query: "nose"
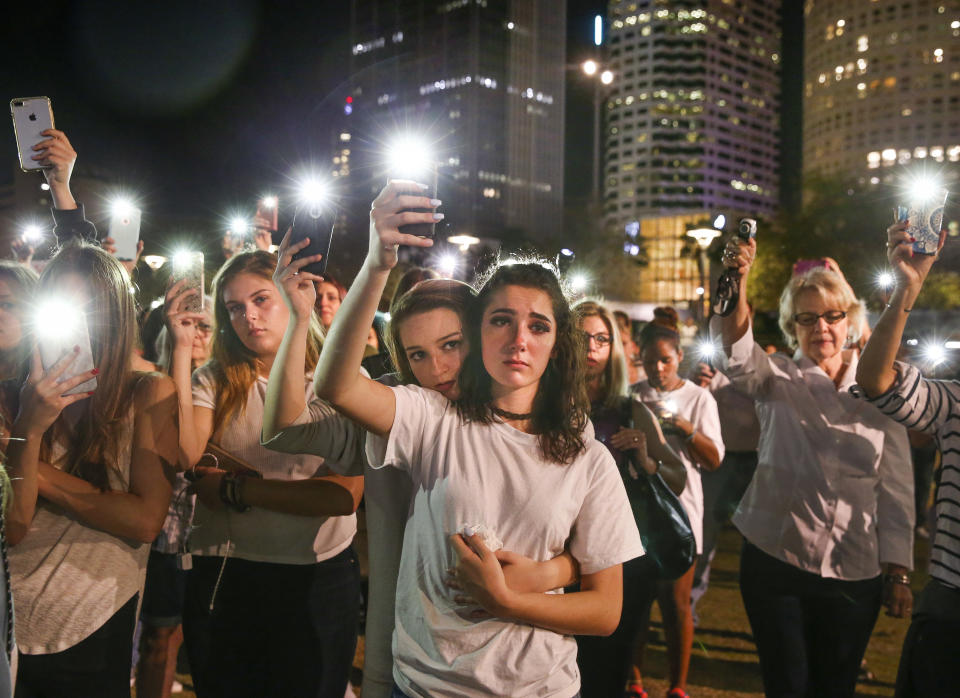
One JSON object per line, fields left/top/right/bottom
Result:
{"left": 509, "top": 324, "right": 528, "bottom": 351}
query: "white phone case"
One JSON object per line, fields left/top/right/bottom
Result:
{"left": 38, "top": 313, "right": 97, "bottom": 397}
{"left": 108, "top": 207, "right": 142, "bottom": 261}
{"left": 11, "top": 97, "right": 54, "bottom": 172}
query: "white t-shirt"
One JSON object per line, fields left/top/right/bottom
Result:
{"left": 631, "top": 380, "right": 725, "bottom": 554}
{"left": 191, "top": 366, "right": 358, "bottom": 564}
{"left": 366, "top": 385, "right": 644, "bottom": 698}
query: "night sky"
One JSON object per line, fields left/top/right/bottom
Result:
{"left": 1, "top": 1, "right": 798, "bottom": 257}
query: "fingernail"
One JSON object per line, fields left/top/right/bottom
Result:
{"left": 91, "top": 368, "right": 99, "bottom": 376}
{"left": 87, "top": 391, "right": 95, "bottom": 396}
{"left": 433, "top": 213, "right": 445, "bottom": 221}
{"left": 429, "top": 199, "right": 442, "bottom": 207}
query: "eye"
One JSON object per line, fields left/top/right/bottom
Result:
{"left": 530, "top": 322, "right": 551, "bottom": 334}
{"left": 407, "top": 350, "right": 426, "bottom": 362}
{"left": 442, "top": 339, "right": 461, "bottom": 351}
{"left": 489, "top": 315, "right": 510, "bottom": 327}
{"left": 255, "top": 295, "right": 269, "bottom": 304}
{"left": 227, "top": 305, "right": 243, "bottom": 318}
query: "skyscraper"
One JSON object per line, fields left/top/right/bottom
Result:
{"left": 604, "top": 0, "right": 781, "bottom": 304}
{"left": 803, "top": 1, "right": 960, "bottom": 182}
{"left": 345, "top": 0, "right": 567, "bottom": 244}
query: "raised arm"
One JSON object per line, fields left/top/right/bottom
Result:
{"left": 717, "top": 234, "right": 756, "bottom": 352}
{"left": 37, "top": 374, "right": 177, "bottom": 543}
{"left": 314, "top": 181, "right": 439, "bottom": 436}
{"left": 32, "top": 128, "right": 98, "bottom": 242}
{"left": 263, "top": 229, "right": 323, "bottom": 442}
{"left": 856, "top": 221, "right": 946, "bottom": 397}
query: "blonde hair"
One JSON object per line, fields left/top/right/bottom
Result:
{"left": 574, "top": 299, "right": 629, "bottom": 409}
{"left": 778, "top": 267, "right": 865, "bottom": 350}
{"left": 207, "top": 251, "right": 323, "bottom": 436}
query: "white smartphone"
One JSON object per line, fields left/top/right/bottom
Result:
{"left": 108, "top": 206, "right": 142, "bottom": 261}
{"left": 36, "top": 304, "right": 97, "bottom": 397}
{"left": 168, "top": 252, "right": 204, "bottom": 314}
{"left": 11, "top": 97, "right": 54, "bottom": 172}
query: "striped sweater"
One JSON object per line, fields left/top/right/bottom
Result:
{"left": 855, "top": 361, "right": 960, "bottom": 589}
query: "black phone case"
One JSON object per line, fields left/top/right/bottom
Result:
{"left": 290, "top": 205, "right": 337, "bottom": 276}
{"left": 397, "top": 163, "right": 439, "bottom": 238}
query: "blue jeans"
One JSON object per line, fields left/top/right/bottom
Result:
{"left": 740, "top": 541, "right": 881, "bottom": 698}
{"left": 184, "top": 548, "right": 361, "bottom": 698}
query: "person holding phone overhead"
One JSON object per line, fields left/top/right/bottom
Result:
{"left": 172, "top": 249, "right": 365, "bottom": 698}
{"left": 710, "top": 231, "right": 914, "bottom": 698}
{"left": 315, "top": 180, "right": 643, "bottom": 697}
{"left": 4, "top": 242, "right": 178, "bottom": 698}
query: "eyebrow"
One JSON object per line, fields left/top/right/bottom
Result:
{"left": 489, "top": 307, "right": 553, "bottom": 324}
{"left": 405, "top": 330, "right": 461, "bottom": 353}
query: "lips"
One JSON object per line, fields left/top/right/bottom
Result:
{"left": 504, "top": 359, "right": 528, "bottom": 368}
{"left": 434, "top": 380, "right": 456, "bottom": 393}
{"left": 247, "top": 328, "right": 266, "bottom": 337}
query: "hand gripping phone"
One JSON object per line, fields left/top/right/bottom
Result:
{"left": 395, "top": 162, "right": 440, "bottom": 238}
{"left": 11, "top": 97, "right": 54, "bottom": 172}
{"left": 714, "top": 218, "right": 757, "bottom": 318}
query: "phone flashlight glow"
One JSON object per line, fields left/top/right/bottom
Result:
{"left": 906, "top": 175, "right": 943, "bottom": 204}
{"left": 34, "top": 298, "right": 81, "bottom": 341}
{"left": 171, "top": 249, "right": 202, "bottom": 271}
{"left": 110, "top": 197, "right": 137, "bottom": 219}
{"left": 385, "top": 134, "right": 434, "bottom": 179}
{"left": 22, "top": 224, "right": 43, "bottom": 244}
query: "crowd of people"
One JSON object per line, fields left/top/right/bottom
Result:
{"left": 0, "top": 125, "right": 953, "bottom": 698}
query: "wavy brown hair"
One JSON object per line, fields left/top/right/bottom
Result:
{"left": 37, "top": 243, "right": 138, "bottom": 491}
{"left": 384, "top": 279, "right": 476, "bottom": 385}
{"left": 207, "top": 250, "right": 323, "bottom": 436}
{"left": 0, "top": 261, "right": 38, "bottom": 380}
{"left": 455, "top": 261, "right": 589, "bottom": 464}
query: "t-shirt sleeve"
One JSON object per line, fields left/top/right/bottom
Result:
{"left": 261, "top": 399, "right": 365, "bottom": 477}
{"left": 568, "top": 443, "right": 645, "bottom": 575}
{"left": 364, "top": 384, "right": 443, "bottom": 472}
{"left": 191, "top": 365, "right": 218, "bottom": 411}
{"left": 690, "top": 388, "right": 725, "bottom": 464}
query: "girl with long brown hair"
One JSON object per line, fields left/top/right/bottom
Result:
{"left": 171, "top": 249, "right": 364, "bottom": 698}
{"left": 6, "top": 242, "right": 178, "bottom": 697}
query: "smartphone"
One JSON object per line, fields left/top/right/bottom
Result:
{"left": 254, "top": 198, "right": 279, "bottom": 235}
{"left": 289, "top": 203, "right": 336, "bottom": 276}
{"left": 11, "top": 97, "right": 54, "bottom": 172}
{"left": 168, "top": 252, "right": 204, "bottom": 314}
{"left": 900, "top": 189, "right": 948, "bottom": 255}
{"left": 37, "top": 310, "right": 97, "bottom": 397}
{"left": 108, "top": 206, "right": 142, "bottom": 261}
{"left": 395, "top": 162, "right": 439, "bottom": 238}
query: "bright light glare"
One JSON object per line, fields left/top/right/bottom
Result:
{"left": 171, "top": 249, "right": 200, "bottom": 270}
{"left": 150, "top": 298, "right": 164, "bottom": 310}
{"left": 34, "top": 299, "right": 80, "bottom": 340}
{"left": 143, "top": 255, "right": 167, "bottom": 271}
{"left": 945, "top": 341, "right": 960, "bottom": 350}
{"left": 921, "top": 341, "right": 947, "bottom": 367}
{"left": 385, "top": 135, "right": 434, "bottom": 178}
{"left": 260, "top": 195, "right": 278, "bottom": 210}
{"left": 876, "top": 271, "right": 895, "bottom": 289}
{"left": 22, "top": 224, "right": 43, "bottom": 243}
{"left": 582, "top": 60, "right": 598, "bottom": 76}
{"left": 560, "top": 248, "right": 575, "bottom": 257}
{"left": 663, "top": 399, "right": 679, "bottom": 415}
{"left": 40, "top": 182, "right": 50, "bottom": 191}
{"left": 695, "top": 339, "right": 720, "bottom": 362}
{"left": 907, "top": 175, "right": 943, "bottom": 204}
{"left": 695, "top": 286, "right": 705, "bottom": 296}
{"left": 437, "top": 254, "right": 458, "bottom": 277}
{"left": 570, "top": 273, "right": 589, "bottom": 293}
{"left": 111, "top": 197, "right": 136, "bottom": 218}
{"left": 713, "top": 214, "right": 726, "bottom": 229}
{"left": 298, "top": 177, "right": 329, "bottom": 207}
{"left": 600, "top": 70, "right": 614, "bottom": 85}
{"left": 594, "top": 15, "right": 603, "bottom": 46}
{"left": 229, "top": 217, "right": 250, "bottom": 236}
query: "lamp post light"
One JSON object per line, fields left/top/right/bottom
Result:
{"left": 580, "top": 60, "right": 614, "bottom": 207}
{"left": 687, "top": 227, "right": 721, "bottom": 322}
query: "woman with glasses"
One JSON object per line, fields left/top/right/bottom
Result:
{"left": 712, "top": 235, "right": 914, "bottom": 698}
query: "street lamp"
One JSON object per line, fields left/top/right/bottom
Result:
{"left": 579, "top": 60, "right": 614, "bottom": 207}
{"left": 687, "top": 227, "right": 721, "bottom": 322}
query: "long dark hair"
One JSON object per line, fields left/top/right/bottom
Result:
{"left": 455, "top": 261, "right": 589, "bottom": 464}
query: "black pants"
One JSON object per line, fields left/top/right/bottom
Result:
{"left": 740, "top": 541, "right": 882, "bottom": 698}
{"left": 576, "top": 555, "right": 659, "bottom": 697}
{"left": 16, "top": 593, "right": 139, "bottom": 698}
{"left": 182, "top": 548, "right": 361, "bottom": 698}
{"left": 894, "top": 580, "right": 960, "bottom": 697}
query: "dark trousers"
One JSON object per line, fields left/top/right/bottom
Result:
{"left": 182, "top": 548, "right": 361, "bottom": 698}
{"left": 16, "top": 593, "right": 139, "bottom": 698}
{"left": 894, "top": 580, "right": 960, "bottom": 697}
{"left": 576, "top": 555, "right": 659, "bottom": 697}
{"left": 740, "top": 541, "right": 882, "bottom": 698}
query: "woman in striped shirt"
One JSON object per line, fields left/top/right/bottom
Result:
{"left": 854, "top": 218, "right": 957, "bottom": 697}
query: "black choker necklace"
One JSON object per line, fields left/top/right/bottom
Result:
{"left": 492, "top": 406, "right": 533, "bottom": 421}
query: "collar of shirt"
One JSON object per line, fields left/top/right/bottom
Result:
{"left": 792, "top": 348, "right": 859, "bottom": 392}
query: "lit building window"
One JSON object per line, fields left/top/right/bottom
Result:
{"left": 857, "top": 35, "right": 869, "bottom": 52}
{"left": 930, "top": 146, "right": 944, "bottom": 161}
{"left": 340, "top": 133, "right": 351, "bottom": 142}
{"left": 867, "top": 151, "right": 881, "bottom": 167}
{"left": 934, "top": 48, "right": 944, "bottom": 63}
{"left": 914, "top": 147, "right": 927, "bottom": 159}
{"left": 948, "top": 146, "right": 960, "bottom": 162}
{"left": 881, "top": 148, "right": 897, "bottom": 162}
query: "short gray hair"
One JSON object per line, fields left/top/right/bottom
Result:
{"left": 778, "top": 268, "right": 865, "bottom": 350}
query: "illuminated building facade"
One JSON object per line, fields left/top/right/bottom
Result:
{"left": 346, "top": 0, "right": 566, "bottom": 242}
{"left": 803, "top": 1, "right": 960, "bottom": 182}
{"left": 604, "top": 0, "right": 781, "bottom": 304}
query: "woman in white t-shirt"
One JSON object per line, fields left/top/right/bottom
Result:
{"left": 315, "top": 181, "right": 644, "bottom": 697}
{"left": 171, "top": 249, "right": 364, "bottom": 698}
{"left": 5, "top": 243, "right": 178, "bottom": 697}
{"left": 631, "top": 306, "right": 723, "bottom": 698}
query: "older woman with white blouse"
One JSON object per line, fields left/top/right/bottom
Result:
{"left": 711, "top": 235, "right": 914, "bottom": 698}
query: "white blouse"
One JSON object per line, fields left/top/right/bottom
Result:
{"left": 710, "top": 319, "right": 914, "bottom": 580}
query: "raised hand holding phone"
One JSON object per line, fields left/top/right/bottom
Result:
{"left": 886, "top": 217, "right": 946, "bottom": 295}
{"left": 18, "top": 348, "right": 98, "bottom": 437}
{"left": 274, "top": 228, "right": 322, "bottom": 324}
{"left": 368, "top": 180, "right": 442, "bottom": 271}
